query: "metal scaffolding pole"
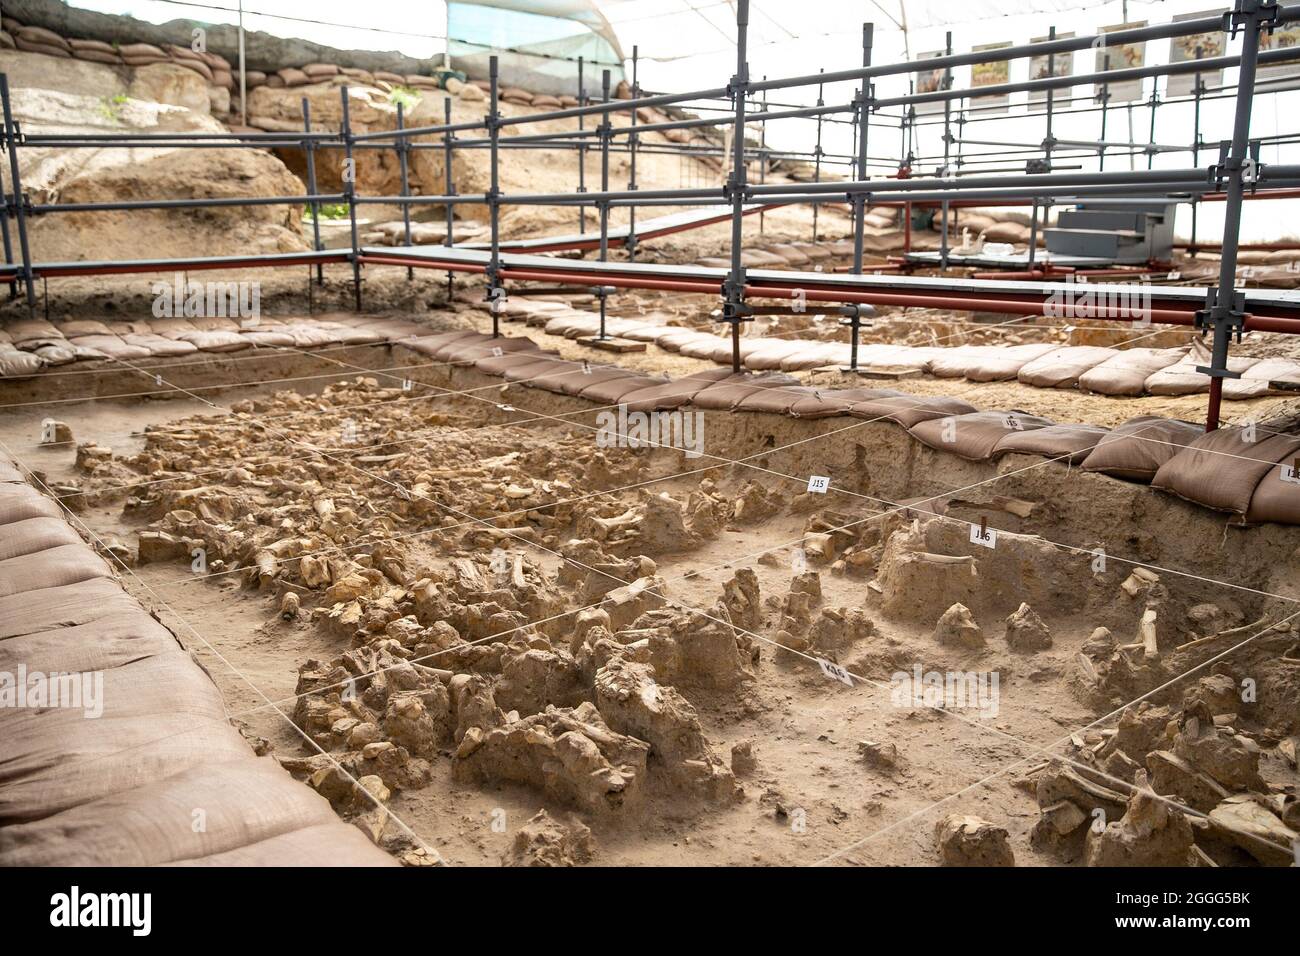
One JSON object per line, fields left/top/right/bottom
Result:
{"left": 487, "top": 55, "right": 503, "bottom": 338}
{"left": 444, "top": 97, "right": 456, "bottom": 305}
{"left": 302, "top": 97, "right": 324, "bottom": 287}
{"left": 812, "top": 72, "right": 825, "bottom": 244}
{"left": 598, "top": 69, "right": 612, "bottom": 340}
{"left": 852, "top": 24, "right": 874, "bottom": 277}
{"left": 577, "top": 56, "right": 587, "bottom": 235}
{"left": 340, "top": 86, "right": 362, "bottom": 310}
{"left": 939, "top": 31, "right": 953, "bottom": 271}
{"left": 627, "top": 45, "right": 639, "bottom": 261}
{"left": 723, "top": 0, "right": 752, "bottom": 373}
{"left": 0, "top": 74, "right": 35, "bottom": 314}
{"left": 1199, "top": 0, "right": 1275, "bottom": 431}
{"left": 396, "top": 101, "right": 414, "bottom": 281}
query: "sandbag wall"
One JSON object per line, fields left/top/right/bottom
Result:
{"left": 521, "top": 301, "right": 1300, "bottom": 401}
{"left": 400, "top": 329, "right": 1300, "bottom": 527}
{"left": 0, "top": 458, "right": 395, "bottom": 865}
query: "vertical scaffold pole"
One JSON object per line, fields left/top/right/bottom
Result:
{"left": 444, "top": 97, "right": 456, "bottom": 305}
{"left": 487, "top": 55, "right": 502, "bottom": 338}
{"left": 811, "top": 71, "right": 824, "bottom": 244}
{"left": 723, "top": 0, "right": 751, "bottom": 374}
{"left": 939, "top": 31, "right": 953, "bottom": 271}
{"left": 1200, "top": 0, "right": 1275, "bottom": 431}
{"left": 1099, "top": 54, "right": 1111, "bottom": 171}
{"left": 339, "top": 85, "right": 362, "bottom": 311}
{"left": 396, "top": 101, "right": 413, "bottom": 280}
{"left": 302, "top": 98, "right": 324, "bottom": 286}
{"left": 1190, "top": 75, "right": 1205, "bottom": 253}
{"left": 852, "top": 23, "right": 874, "bottom": 277}
{"left": 0, "top": 74, "right": 36, "bottom": 314}
{"left": 628, "top": 45, "right": 639, "bottom": 260}
{"left": 577, "top": 56, "right": 587, "bottom": 235}
{"left": 598, "top": 69, "right": 612, "bottom": 340}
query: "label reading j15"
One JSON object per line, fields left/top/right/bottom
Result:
{"left": 807, "top": 475, "right": 830, "bottom": 494}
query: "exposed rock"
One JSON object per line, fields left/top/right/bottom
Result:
{"left": 128, "top": 62, "right": 210, "bottom": 113}
{"left": 1208, "top": 794, "right": 1297, "bottom": 866}
{"left": 934, "top": 602, "right": 983, "bottom": 649}
{"left": 935, "top": 814, "right": 1014, "bottom": 866}
{"left": 593, "top": 656, "right": 740, "bottom": 803}
{"left": 1005, "top": 602, "right": 1052, "bottom": 652}
{"left": 1085, "top": 772, "right": 1195, "bottom": 866}
{"left": 452, "top": 703, "right": 650, "bottom": 815}
{"left": 730, "top": 741, "right": 757, "bottom": 777}
{"left": 502, "top": 809, "right": 594, "bottom": 867}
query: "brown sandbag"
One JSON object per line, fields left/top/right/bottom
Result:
{"left": 0, "top": 757, "right": 347, "bottom": 866}
{"left": 910, "top": 410, "right": 1055, "bottom": 461}
{"left": 1145, "top": 339, "right": 1260, "bottom": 396}
{"left": 965, "top": 343, "right": 1058, "bottom": 382}
{"left": 1152, "top": 425, "right": 1300, "bottom": 514}
{"left": 277, "top": 67, "right": 310, "bottom": 87}
{"left": 0, "top": 516, "right": 82, "bottom": 562}
{"left": 788, "top": 387, "right": 905, "bottom": 419}
{"left": 618, "top": 368, "right": 735, "bottom": 412}
{"left": 0, "top": 346, "right": 42, "bottom": 377}
{"left": 122, "top": 332, "right": 198, "bottom": 356}
{"left": 732, "top": 384, "right": 819, "bottom": 413}
{"left": 57, "top": 319, "right": 114, "bottom": 337}
{"left": 119, "top": 42, "right": 166, "bottom": 58}
{"left": 689, "top": 372, "right": 801, "bottom": 410}
{"left": 578, "top": 373, "right": 668, "bottom": 405}
{"left": 174, "top": 330, "right": 252, "bottom": 352}
{"left": 6, "top": 318, "right": 65, "bottom": 346}
{"left": 526, "top": 363, "right": 621, "bottom": 396}
{"left": 848, "top": 394, "right": 977, "bottom": 429}
{"left": 441, "top": 335, "right": 539, "bottom": 365}
{"left": 68, "top": 334, "right": 152, "bottom": 360}
{"left": 0, "top": 542, "right": 111, "bottom": 598}
{"left": 501, "top": 355, "right": 576, "bottom": 383}
{"left": 168, "top": 820, "right": 396, "bottom": 866}
{"left": 993, "top": 423, "right": 1109, "bottom": 464}
{"left": 1245, "top": 444, "right": 1300, "bottom": 525}
{"left": 1080, "top": 415, "right": 1204, "bottom": 482}
{"left": 0, "top": 483, "right": 63, "bottom": 527}
{"left": 17, "top": 25, "right": 70, "bottom": 50}
{"left": 1078, "top": 347, "right": 1186, "bottom": 396}
{"left": 0, "top": 610, "right": 178, "bottom": 677}
{"left": 74, "top": 49, "right": 123, "bottom": 65}
{"left": 1016, "top": 346, "right": 1117, "bottom": 388}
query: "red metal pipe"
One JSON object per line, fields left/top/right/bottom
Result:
{"left": 501, "top": 268, "right": 721, "bottom": 295}
{"left": 1207, "top": 376, "right": 1223, "bottom": 432}
{"left": 30, "top": 252, "right": 348, "bottom": 279}
{"left": 357, "top": 253, "right": 1300, "bottom": 331}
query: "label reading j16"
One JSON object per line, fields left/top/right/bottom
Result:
{"left": 969, "top": 524, "right": 997, "bottom": 549}
{"left": 1281, "top": 463, "right": 1300, "bottom": 485}
{"left": 817, "top": 658, "right": 854, "bottom": 686}
{"left": 807, "top": 475, "right": 830, "bottom": 494}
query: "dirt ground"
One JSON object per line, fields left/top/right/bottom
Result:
{"left": 3, "top": 310, "right": 1296, "bottom": 867}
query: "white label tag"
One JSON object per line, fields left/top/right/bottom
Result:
{"left": 817, "top": 658, "right": 855, "bottom": 686}
{"left": 1281, "top": 463, "right": 1300, "bottom": 485}
{"left": 1166, "top": 270, "right": 1181, "bottom": 281}
{"left": 969, "top": 524, "right": 997, "bottom": 549}
{"left": 807, "top": 475, "right": 830, "bottom": 494}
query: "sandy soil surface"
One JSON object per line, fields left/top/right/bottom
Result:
{"left": 3, "top": 333, "right": 1295, "bottom": 868}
